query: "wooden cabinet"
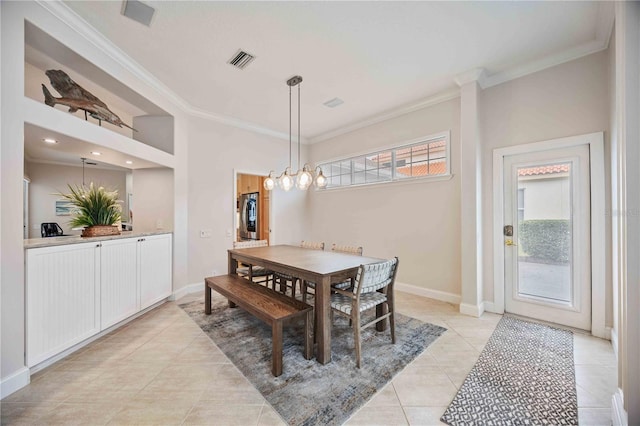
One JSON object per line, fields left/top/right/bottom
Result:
{"left": 26, "top": 242, "right": 101, "bottom": 367}
{"left": 139, "top": 234, "right": 172, "bottom": 310}
{"left": 25, "top": 233, "right": 172, "bottom": 367}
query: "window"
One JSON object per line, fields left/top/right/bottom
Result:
{"left": 318, "top": 132, "right": 450, "bottom": 189}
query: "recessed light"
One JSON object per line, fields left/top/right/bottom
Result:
{"left": 323, "top": 98, "right": 344, "bottom": 108}
{"left": 91, "top": 151, "right": 101, "bottom": 156}
{"left": 125, "top": 160, "right": 133, "bottom": 165}
{"left": 43, "top": 138, "right": 58, "bottom": 144}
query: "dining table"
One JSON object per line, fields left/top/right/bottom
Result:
{"left": 228, "top": 244, "right": 384, "bottom": 364}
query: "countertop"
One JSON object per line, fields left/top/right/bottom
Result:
{"left": 24, "top": 230, "right": 172, "bottom": 249}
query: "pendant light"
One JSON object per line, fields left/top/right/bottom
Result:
{"left": 263, "top": 75, "right": 328, "bottom": 192}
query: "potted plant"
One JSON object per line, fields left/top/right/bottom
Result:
{"left": 59, "top": 183, "right": 122, "bottom": 237}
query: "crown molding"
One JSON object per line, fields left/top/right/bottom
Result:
{"left": 35, "top": 0, "right": 292, "bottom": 144}
{"left": 454, "top": 68, "right": 487, "bottom": 88}
{"left": 308, "top": 87, "right": 461, "bottom": 144}
{"left": 596, "top": 1, "right": 615, "bottom": 49}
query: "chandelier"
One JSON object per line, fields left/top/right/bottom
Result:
{"left": 263, "top": 75, "right": 328, "bottom": 191}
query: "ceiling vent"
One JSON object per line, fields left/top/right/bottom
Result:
{"left": 227, "top": 50, "right": 256, "bottom": 70}
{"left": 323, "top": 97, "right": 344, "bottom": 108}
{"left": 121, "top": 0, "right": 155, "bottom": 27}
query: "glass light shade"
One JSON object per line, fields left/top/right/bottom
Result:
{"left": 315, "top": 169, "right": 328, "bottom": 188}
{"left": 263, "top": 175, "right": 275, "bottom": 191}
{"left": 296, "top": 169, "right": 313, "bottom": 190}
{"left": 280, "top": 171, "right": 294, "bottom": 192}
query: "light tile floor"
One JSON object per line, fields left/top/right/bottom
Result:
{"left": 1, "top": 291, "right": 617, "bottom": 425}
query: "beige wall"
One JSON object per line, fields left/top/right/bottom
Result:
{"left": 308, "top": 98, "right": 461, "bottom": 296}
{"left": 131, "top": 168, "right": 174, "bottom": 233}
{"left": 480, "top": 50, "right": 611, "bottom": 325}
{"left": 26, "top": 161, "right": 127, "bottom": 238}
{"left": 186, "top": 116, "right": 308, "bottom": 285}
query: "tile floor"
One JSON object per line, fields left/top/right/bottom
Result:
{"left": 1, "top": 291, "right": 617, "bottom": 425}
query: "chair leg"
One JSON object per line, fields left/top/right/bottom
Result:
{"left": 388, "top": 294, "right": 396, "bottom": 344}
{"left": 353, "top": 310, "right": 362, "bottom": 368}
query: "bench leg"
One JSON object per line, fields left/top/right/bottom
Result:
{"left": 304, "top": 310, "right": 313, "bottom": 360}
{"left": 205, "top": 281, "right": 212, "bottom": 315}
{"left": 272, "top": 321, "right": 283, "bottom": 377}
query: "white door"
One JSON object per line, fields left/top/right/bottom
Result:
{"left": 503, "top": 144, "right": 591, "bottom": 330}
{"left": 139, "top": 234, "right": 172, "bottom": 310}
{"left": 101, "top": 238, "right": 139, "bottom": 329}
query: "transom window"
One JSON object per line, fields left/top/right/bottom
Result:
{"left": 318, "top": 132, "right": 450, "bottom": 189}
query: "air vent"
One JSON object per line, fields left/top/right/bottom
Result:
{"left": 227, "top": 50, "right": 256, "bottom": 70}
{"left": 121, "top": 0, "right": 155, "bottom": 27}
{"left": 323, "top": 97, "right": 344, "bottom": 108}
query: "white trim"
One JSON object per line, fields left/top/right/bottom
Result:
{"left": 596, "top": 2, "right": 615, "bottom": 50}
{"left": 169, "top": 282, "right": 203, "bottom": 302}
{"left": 482, "top": 40, "right": 609, "bottom": 89}
{"left": 483, "top": 301, "right": 498, "bottom": 314}
{"left": 309, "top": 89, "right": 460, "bottom": 144}
{"left": 492, "top": 132, "right": 606, "bottom": 335}
{"left": 611, "top": 327, "right": 618, "bottom": 358}
{"left": 460, "top": 302, "right": 485, "bottom": 318}
{"left": 454, "top": 68, "right": 487, "bottom": 88}
{"left": 0, "top": 367, "right": 30, "bottom": 399}
{"left": 612, "top": 389, "right": 628, "bottom": 426}
{"left": 395, "top": 282, "right": 461, "bottom": 305}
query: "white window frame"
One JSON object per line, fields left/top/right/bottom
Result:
{"left": 317, "top": 131, "right": 451, "bottom": 190}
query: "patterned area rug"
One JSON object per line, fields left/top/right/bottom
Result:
{"left": 441, "top": 316, "right": 577, "bottom": 426}
{"left": 180, "top": 298, "right": 446, "bottom": 426}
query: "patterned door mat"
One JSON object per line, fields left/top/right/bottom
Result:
{"left": 180, "top": 298, "right": 446, "bottom": 426}
{"left": 441, "top": 316, "right": 577, "bottom": 425}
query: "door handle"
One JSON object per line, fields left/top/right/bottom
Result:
{"left": 505, "top": 239, "right": 517, "bottom": 246}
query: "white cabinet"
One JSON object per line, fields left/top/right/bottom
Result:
{"left": 139, "top": 234, "right": 172, "bottom": 310}
{"left": 26, "top": 242, "right": 101, "bottom": 367}
{"left": 100, "top": 238, "right": 139, "bottom": 329}
{"left": 25, "top": 233, "right": 172, "bottom": 368}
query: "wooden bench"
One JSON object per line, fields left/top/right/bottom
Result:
{"left": 204, "top": 274, "right": 313, "bottom": 376}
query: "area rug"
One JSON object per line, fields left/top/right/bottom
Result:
{"left": 441, "top": 316, "right": 577, "bottom": 426}
{"left": 180, "top": 298, "right": 446, "bottom": 426}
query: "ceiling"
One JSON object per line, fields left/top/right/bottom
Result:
{"left": 61, "top": 1, "right": 610, "bottom": 143}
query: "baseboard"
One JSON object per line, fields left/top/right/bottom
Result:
{"left": 612, "top": 388, "right": 627, "bottom": 426}
{"left": 1, "top": 366, "right": 30, "bottom": 399}
{"left": 169, "top": 282, "right": 204, "bottom": 301}
{"left": 395, "top": 282, "right": 461, "bottom": 305}
{"left": 611, "top": 327, "right": 619, "bottom": 359}
{"left": 459, "top": 302, "right": 485, "bottom": 318}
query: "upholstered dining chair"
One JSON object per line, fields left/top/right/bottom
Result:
{"left": 275, "top": 241, "right": 325, "bottom": 298}
{"left": 301, "top": 243, "right": 363, "bottom": 303}
{"left": 233, "top": 239, "right": 273, "bottom": 287}
{"left": 330, "top": 257, "right": 399, "bottom": 368}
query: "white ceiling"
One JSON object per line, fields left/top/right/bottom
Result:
{"left": 63, "top": 1, "right": 610, "bottom": 142}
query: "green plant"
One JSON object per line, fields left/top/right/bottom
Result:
{"left": 519, "top": 219, "right": 571, "bottom": 263}
{"left": 58, "top": 183, "right": 122, "bottom": 228}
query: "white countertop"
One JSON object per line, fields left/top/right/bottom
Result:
{"left": 24, "top": 230, "right": 172, "bottom": 249}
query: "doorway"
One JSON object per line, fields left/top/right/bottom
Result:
{"left": 236, "top": 172, "right": 271, "bottom": 243}
{"left": 493, "top": 133, "right": 606, "bottom": 336}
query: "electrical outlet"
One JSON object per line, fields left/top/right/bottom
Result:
{"left": 212, "top": 270, "right": 218, "bottom": 277}
{"left": 200, "top": 229, "right": 212, "bottom": 238}
{"left": 156, "top": 219, "right": 163, "bottom": 229}
{"left": 225, "top": 229, "right": 232, "bottom": 237}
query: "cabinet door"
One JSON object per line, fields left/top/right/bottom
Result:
{"left": 100, "top": 237, "right": 139, "bottom": 329}
{"left": 139, "top": 234, "right": 172, "bottom": 310}
{"left": 26, "top": 242, "right": 100, "bottom": 367}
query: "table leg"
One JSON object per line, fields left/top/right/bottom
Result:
{"left": 316, "top": 275, "right": 332, "bottom": 364}
{"left": 227, "top": 251, "right": 238, "bottom": 308}
{"left": 204, "top": 281, "right": 212, "bottom": 315}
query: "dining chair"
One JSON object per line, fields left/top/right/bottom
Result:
{"left": 301, "top": 243, "right": 363, "bottom": 303}
{"left": 233, "top": 240, "right": 273, "bottom": 288}
{"left": 330, "top": 257, "right": 399, "bottom": 368}
{"left": 275, "top": 241, "right": 325, "bottom": 298}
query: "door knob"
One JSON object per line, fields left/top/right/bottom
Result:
{"left": 505, "top": 239, "right": 517, "bottom": 246}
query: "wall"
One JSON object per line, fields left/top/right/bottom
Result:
{"left": 186, "top": 116, "right": 307, "bottom": 286}
{"left": 520, "top": 176, "right": 570, "bottom": 221}
{"left": 308, "top": 98, "right": 461, "bottom": 297}
{"left": 26, "top": 161, "right": 127, "bottom": 237}
{"left": 133, "top": 115, "right": 174, "bottom": 154}
{"left": 480, "top": 50, "right": 611, "bottom": 325}
{"left": 131, "top": 168, "right": 174, "bottom": 232}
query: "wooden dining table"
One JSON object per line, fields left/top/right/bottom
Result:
{"left": 228, "top": 244, "right": 384, "bottom": 364}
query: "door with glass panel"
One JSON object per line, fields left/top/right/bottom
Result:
{"left": 503, "top": 145, "right": 591, "bottom": 330}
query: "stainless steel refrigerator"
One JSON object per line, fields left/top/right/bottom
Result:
{"left": 239, "top": 192, "right": 259, "bottom": 240}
